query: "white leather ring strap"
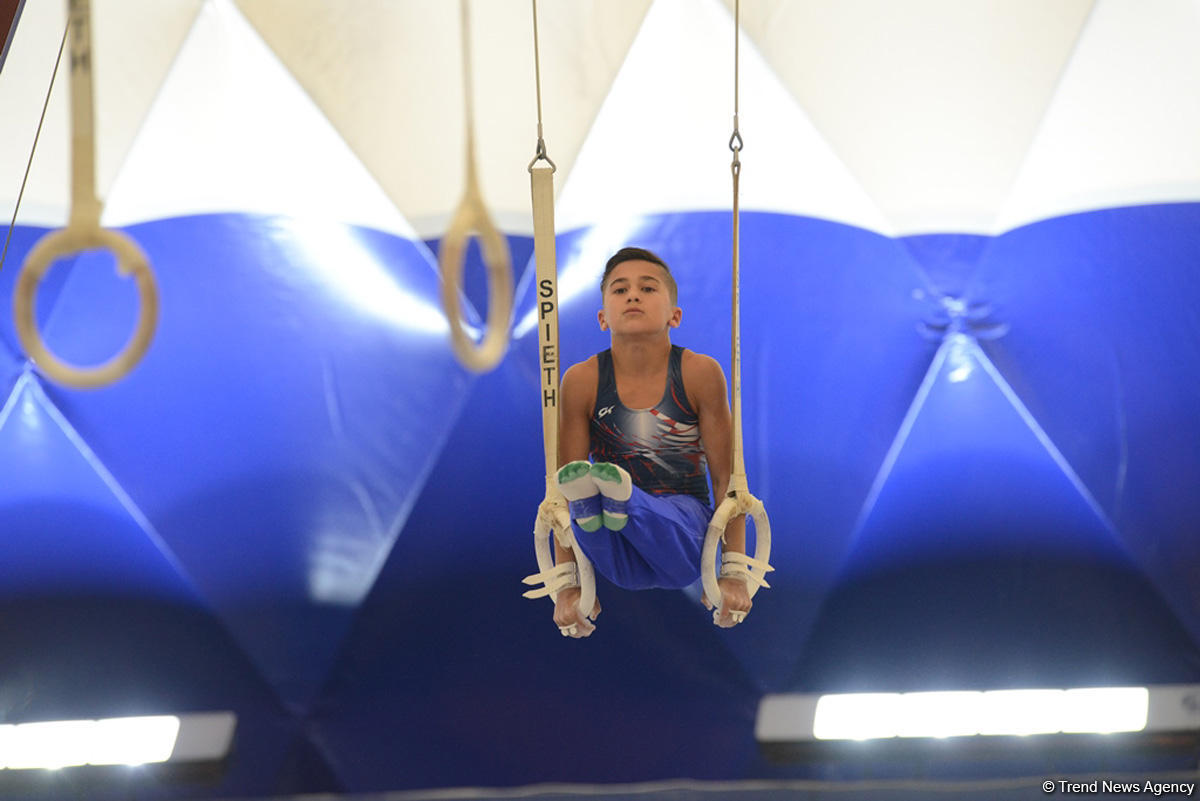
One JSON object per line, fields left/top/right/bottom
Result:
{"left": 701, "top": 491, "right": 774, "bottom": 617}
{"left": 14, "top": 223, "right": 159, "bottom": 391}
{"left": 438, "top": 196, "right": 513, "bottom": 372}
{"left": 720, "top": 549, "right": 773, "bottom": 589}
{"left": 521, "top": 560, "right": 579, "bottom": 599}
{"left": 530, "top": 165, "right": 559, "bottom": 474}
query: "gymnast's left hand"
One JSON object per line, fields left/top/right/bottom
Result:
{"left": 703, "top": 577, "right": 752, "bottom": 628}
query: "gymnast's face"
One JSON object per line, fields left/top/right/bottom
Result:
{"left": 597, "top": 260, "right": 682, "bottom": 335}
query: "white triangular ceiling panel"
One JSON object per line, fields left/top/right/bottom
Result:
{"left": 996, "top": 0, "right": 1200, "bottom": 232}
{"left": 557, "top": 0, "right": 891, "bottom": 235}
{"left": 734, "top": 0, "right": 1094, "bottom": 235}
{"left": 236, "top": 0, "right": 652, "bottom": 238}
{"left": 103, "top": 0, "right": 416, "bottom": 237}
{"left": 0, "top": 0, "right": 200, "bottom": 226}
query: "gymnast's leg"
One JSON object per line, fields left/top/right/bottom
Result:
{"left": 570, "top": 463, "right": 711, "bottom": 591}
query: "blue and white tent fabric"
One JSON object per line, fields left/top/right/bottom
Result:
{"left": 1, "top": 0, "right": 1199, "bottom": 797}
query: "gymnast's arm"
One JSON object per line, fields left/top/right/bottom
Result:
{"left": 553, "top": 359, "right": 601, "bottom": 633}
{"left": 686, "top": 351, "right": 751, "bottom": 627}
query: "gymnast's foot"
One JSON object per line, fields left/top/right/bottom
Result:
{"left": 556, "top": 460, "right": 601, "bottom": 532}
{"left": 590, "top": 462, "right": 633, "bottom": 531}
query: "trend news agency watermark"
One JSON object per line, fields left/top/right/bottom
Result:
{"left": 1043, "top": 779, "right": 1196, "bottom": 796}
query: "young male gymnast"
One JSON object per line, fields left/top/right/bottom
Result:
{"left": 552, "top": 246, "right": 751, "bottom": 638}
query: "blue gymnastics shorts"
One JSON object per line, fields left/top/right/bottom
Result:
{"left": 572, "top": 485, "right": 712, "bottom": 591}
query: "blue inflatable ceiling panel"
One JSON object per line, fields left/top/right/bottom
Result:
{"left": 9, "top": 215, "right": 471, "bottom": 710}
{"left": 0, "top": 202, "right": 1198, "bottom": 797}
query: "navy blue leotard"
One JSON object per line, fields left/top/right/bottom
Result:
{"left": 590, "top": 345, "right": 711, "bottom": 505}
{"left": 571, "top": 346, "right": 714, "bottom": 590}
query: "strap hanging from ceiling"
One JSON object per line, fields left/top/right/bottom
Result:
{"left": 438, "top": 0, "right": 514, "bottom": 373}
{"left": 700, "top": 0, "right": 774, "bottom": 622}
{"left": 11, "top": 0, "right": 159, "bottom": 390}
{"left": 521, "top": 0, "right": 597, "bottom": 626}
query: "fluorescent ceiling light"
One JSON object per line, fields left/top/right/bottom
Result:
{"left": 760, "top": 687, "right": 1172, "bottom": 744}
{"left": 896, "top": 691, "right": 981, "bottom": 738}
{"left": 0, "top": 712, "right": 235, "bottom": 771}
{"left": 811, "top": 694, "right": 900, "bottom": 741}
{"left": 976, "top": 689, "right": 1063, "bottom": 736}
{"left": 0, "top": 717, "right": 179, "bottom": 770}
{"left": 1061, "top": 687, "right": 1149, "bottom": 734}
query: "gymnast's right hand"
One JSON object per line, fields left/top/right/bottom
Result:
{"left": 553, "top": 586, "right": 601, "bottom": 638}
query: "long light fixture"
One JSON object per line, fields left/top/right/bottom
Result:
{"left": 0, "top": 712, "right": 235, "bottom": 771}
{"left": 757, "top": 685, "right": 1200, "bottom": 746}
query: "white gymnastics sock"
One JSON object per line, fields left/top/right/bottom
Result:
{"left": 590, "top": 462, "right": 633, "bottom": 531}
{"left": 556, "top": 460, "right": 601, "bottom": 532}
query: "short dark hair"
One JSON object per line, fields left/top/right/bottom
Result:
{"left": 601, "top": 247, "right": 678, "bottom": 304}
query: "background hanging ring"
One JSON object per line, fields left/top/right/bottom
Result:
{"left": 438, "top": 191, "right": 514, "bottom": 372}
{"left": 14, "top": 225, "right": 159, "bottom": 389}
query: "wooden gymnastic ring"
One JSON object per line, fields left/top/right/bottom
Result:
{"left": 701, "top": 491, "right": 773, "bottom": 612}
{"left": 438, "top": 196, "right": 513, "bottom": 372}
{"left": 14, "top": 225, "right": 158, "bottom": 389}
